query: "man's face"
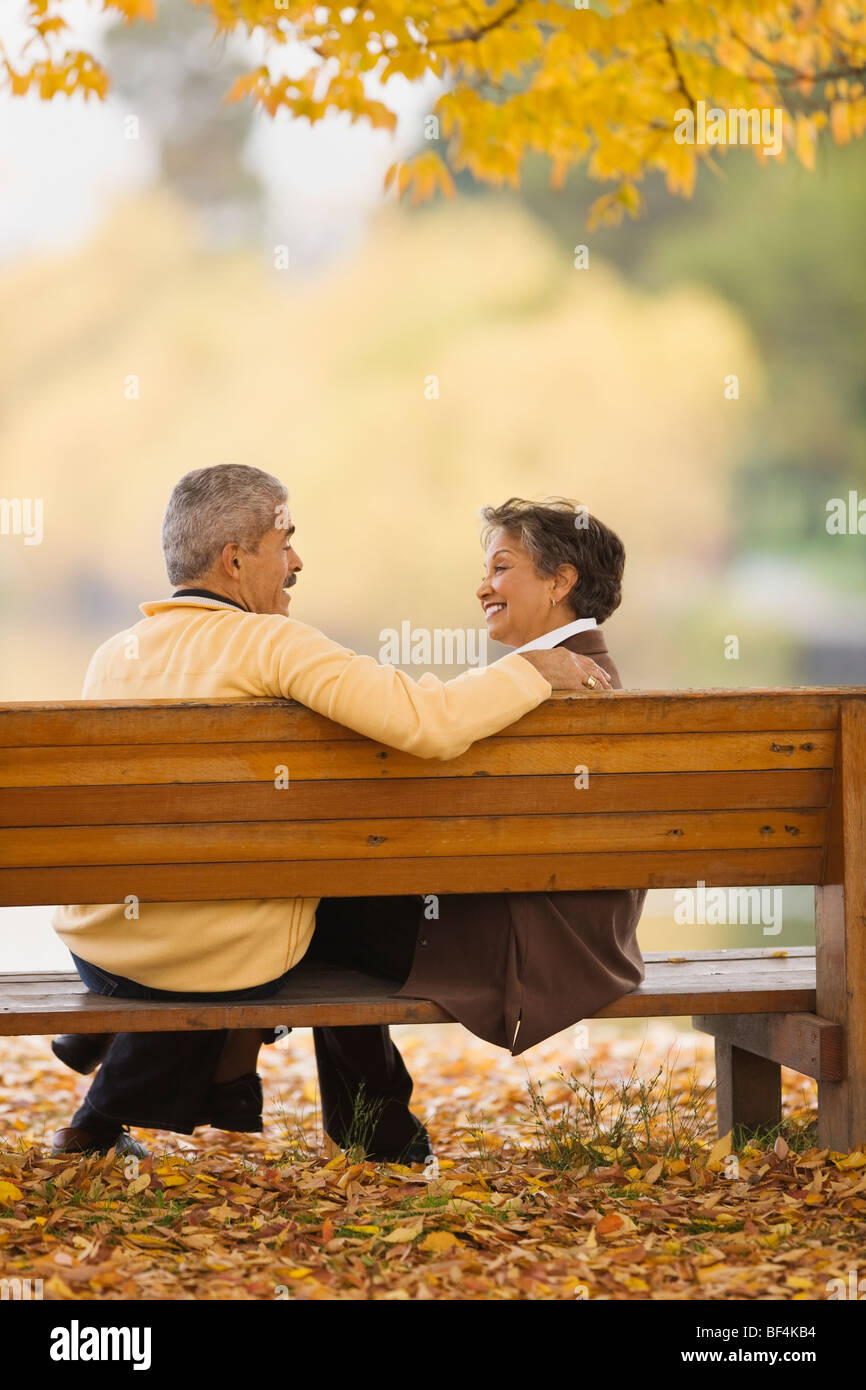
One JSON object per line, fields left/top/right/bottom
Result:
{"left": 236, "top": 517, "right": 303, "bottom": 616}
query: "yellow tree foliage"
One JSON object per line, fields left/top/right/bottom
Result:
{"left": 3, "top": 1, "right": 866, "bottom": 223}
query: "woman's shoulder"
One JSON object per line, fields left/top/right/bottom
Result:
{"left": 555, "top": 627, "right": 622, "bottom": 689}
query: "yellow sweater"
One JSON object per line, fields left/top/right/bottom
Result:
{"left": 52, "top": 594, "right": 552, "bottom": 990}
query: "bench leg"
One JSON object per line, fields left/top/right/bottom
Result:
{"left": 713, "top": 1037, "right": 781, "bottom": 1139}
{"left": 816, "top": 701, "right": 866, "bottom": 1152}
{"left": 816, "top": 884, "right": 866, "bottom": 1151}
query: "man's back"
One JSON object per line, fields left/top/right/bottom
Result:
{"left": 53, "top": 592, "right": 553, "bottom": 991}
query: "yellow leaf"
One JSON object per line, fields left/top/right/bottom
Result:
{"left": 830, "top": 101, "right": 851, "bottom": 144}
{"left": 384, "top": 1221, "right": 424, "bottom": 1243}
{"left": 707, "top": 1131, "right": 732, "bottom": 1166}
{"left": 160, "top": 1175, "right": 188, "bottom": 1187}
{"left": 0, "top": 1180, "right": 23, "bottom": 1204}
{"left": 833, "top": 1150, "right": 866, "bottom": 1170}
{"left": 420, "top": 1231, "right": 461, "bottom": 1252}
{"left": 126, "top": 1174, "right": 150, "bottom": 1195}
{"left": 43, "top": 1275, "right": 77, "bottom": 1300}
{"left": 794, "top": 114, "right": 817, "bottom": 171}
{"left": 344, "top": 1224, "right": 380, "bottom": 1236}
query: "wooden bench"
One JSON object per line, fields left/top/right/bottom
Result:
{"left": 1, "top": 688, "right": 864, "bottom": 1149}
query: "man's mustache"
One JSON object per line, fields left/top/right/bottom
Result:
{"left": 284, "top": 575, "right": 298, "bottom": 591}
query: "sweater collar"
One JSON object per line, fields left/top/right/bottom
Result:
{"left": 172, "top": 587, "right": 248, "bottom": 612}
{"left": 511, "top": 617, "right": 598, "bottom": 655}
{"left": 139, "top": 589, "right": 249, "bottom": 617}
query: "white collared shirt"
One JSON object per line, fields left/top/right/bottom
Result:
{"left": 511, "top": 616, "right": 597, "bottom": 656}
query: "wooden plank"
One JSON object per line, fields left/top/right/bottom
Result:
{"left": 0, "top": 846, "right": 825, "bottom": 906}
{"left": 0, "top": 951, "right": 818, "bottom": 1035}
{"left": 692, "top": 1012, "right": 843, "bottom": 1080}
{"left": 816, "top": 700, "right": 866, "bottom": 1150}
{"left": 2, "top": 808, "right": 828, "bottom": 868}
{"left": 0, "top": 769, "right": 833, "bottom": 828}
{"left": 0, "top": 731, "right": 836, "bottom": 788}
{"left": 644, "top": 948, "right": 816, "bottom": 962}
{"left": 1, "top": 689, "right": 863, "bottom": 746}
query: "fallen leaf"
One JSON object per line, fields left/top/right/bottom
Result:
{"left": 420, "top": 1231, "right": 461, "bottom": 1252}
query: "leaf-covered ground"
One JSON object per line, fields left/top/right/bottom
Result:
{"left": 1, "top": 1021, "right": 863, "bottom": 1301}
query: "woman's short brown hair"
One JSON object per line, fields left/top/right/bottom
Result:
{"left": 479, "top": 497, "right": 626, "bottom": 624}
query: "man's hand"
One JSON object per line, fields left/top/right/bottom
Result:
{"left": 519, "top": 648, "right": 612, "bottom": 692}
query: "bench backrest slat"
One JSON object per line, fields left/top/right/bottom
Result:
{"left": 0, "top": 688, "right": 852, "bottom": 744}
{"left": 1, "top": 689, "right": 864, "bottom": 907}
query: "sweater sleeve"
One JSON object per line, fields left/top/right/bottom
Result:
{"left": 254, "top": 616, "right": 552, "bottom": 759}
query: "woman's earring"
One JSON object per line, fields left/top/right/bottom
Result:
{"left": 551, "top": 598, "right": 557, "bottom": 607}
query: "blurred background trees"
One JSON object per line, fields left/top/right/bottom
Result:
{"left": 2, "top": 0, "right": 863, "bottom": 960}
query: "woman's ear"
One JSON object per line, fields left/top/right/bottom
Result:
{"left": 555, "top": 563, "right": 579, "bottom": 607}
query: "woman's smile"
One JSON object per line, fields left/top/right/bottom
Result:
{"left": 483, "top": 600, "right": 506, "bottom": 620}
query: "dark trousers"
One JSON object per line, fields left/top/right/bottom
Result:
{"left": 67, "top": 894, "right": 425, "bottom": 1152}
{"left": 306, "top": 893, "right": 425, "bottom": 1156}
{"left": 70, "top": 954, "right": 296, "bottom": 1135}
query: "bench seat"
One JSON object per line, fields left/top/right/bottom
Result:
{"left": 0, "top": 948, "right": 821, "bottom": 1034}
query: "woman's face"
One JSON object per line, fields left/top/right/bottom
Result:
{"left": 476, "top": 527, "right": 578, "bottom": 647}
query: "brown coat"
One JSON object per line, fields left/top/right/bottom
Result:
{"left": 395, "top": 626, "right": 647, "bottom": 1054}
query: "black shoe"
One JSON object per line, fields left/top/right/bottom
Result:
{"left": 402, "top": 1128, "right": 434, "bottom": 1165}
{"left": 52, "top": 1125, "right": 149, "bottom": 1159}
{"left": 52, "top": 1033, "right": 115, "bottom": 1075}
{"left": 198, "top": 1072, "right": 264, "bottom": 1132}
{"left": 358, "top": 1122, "right": 434, "bottom": 1166}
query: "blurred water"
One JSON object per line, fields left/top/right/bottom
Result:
{"left": 0, "top": 888, "right": 813, "bottom": 974}
{"left": 0, "top": 907, "right": 72, "bottom": 972}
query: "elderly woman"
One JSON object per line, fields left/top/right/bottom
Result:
{"left": 308, "top": 497, "right": 646, "bottom": 1141}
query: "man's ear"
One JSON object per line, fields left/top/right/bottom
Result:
{"left": 221, "top": 541, "right": 242, "bottom": 577}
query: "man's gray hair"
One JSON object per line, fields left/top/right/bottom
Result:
{"left": 162, "top": 464, "right": 288, "bottom": 585}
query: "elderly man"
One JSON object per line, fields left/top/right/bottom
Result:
{"left": 50, "top": 464, "right": 610, "bottom": 1160}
